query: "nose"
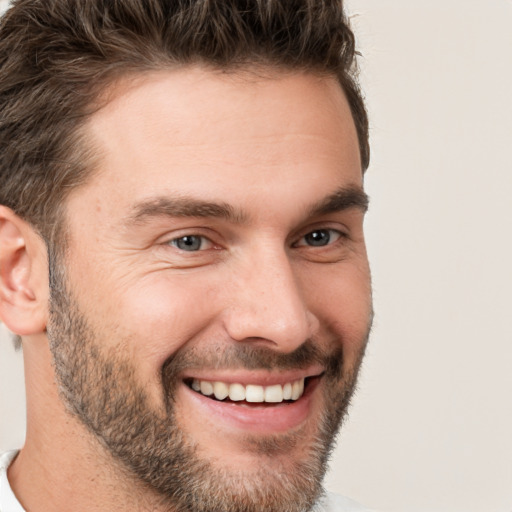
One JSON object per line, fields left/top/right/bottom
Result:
{"left": 222, "top": 248, "right": 320, "bottom": 352}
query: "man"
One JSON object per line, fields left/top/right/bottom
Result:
{"left": 0, "top": 1, "right": 373, "bottom": 511}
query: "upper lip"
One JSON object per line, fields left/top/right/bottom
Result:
{"left": 181, "top": 365, "right": 324, "bottom": 386}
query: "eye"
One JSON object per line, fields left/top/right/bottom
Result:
{"left": 169, "top": 235, "right": 212, "bottom": 252}
{"left": 296, "top": 229, "right": 342, "bottom": 247}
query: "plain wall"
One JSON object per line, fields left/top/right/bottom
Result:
{"left": 1, "top": 1, "right": 511, "bottom": 511}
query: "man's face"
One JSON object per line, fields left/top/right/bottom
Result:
{"left": 47, "top": 68, "right": 372, "bottom": 511}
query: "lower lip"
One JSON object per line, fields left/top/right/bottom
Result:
{"left": 181, "top": 378, "right": 321, "bottom": 434}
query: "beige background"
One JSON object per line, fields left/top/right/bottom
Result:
{"left": 1, "top": 1, "right": 511, "bottom": 511}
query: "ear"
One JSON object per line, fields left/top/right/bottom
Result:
{"left": 0, "top": 206, "right": 49, "bottom": 336}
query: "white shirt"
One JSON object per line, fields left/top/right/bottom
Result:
{"left": 0, "top": 451, "right": 22, "bottom": 512}
{"left": 0, "top": 450, "right": 374, "bottom": 512}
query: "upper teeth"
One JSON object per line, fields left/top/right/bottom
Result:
{"left": 191, "top": 378, "right": 305, "bottom": 403}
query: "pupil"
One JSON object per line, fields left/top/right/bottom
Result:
{"left": 306, "top": 230, "right": 330, "bottom": 246}
{"left": 177, "top": 236, "right": 201, "bottom": 251}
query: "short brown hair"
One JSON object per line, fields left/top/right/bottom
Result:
{"left": 0, "top": 0, "right": 369, "bottom": 243}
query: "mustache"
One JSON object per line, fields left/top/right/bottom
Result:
{"left": 162, "top": 339, "right": 341, "bottom": 372}
{"left": 161, "top": 340, "right": 344, "bottom": 398}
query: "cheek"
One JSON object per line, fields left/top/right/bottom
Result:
{"left": 107, "top": 272, "right": 223, "bottom": 368}
{"left": 300, "top": 262, "right": 372, "bottom": 352}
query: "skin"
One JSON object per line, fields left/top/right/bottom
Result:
{"left": 0, "top": 67, "right": 372, "bottom": 511}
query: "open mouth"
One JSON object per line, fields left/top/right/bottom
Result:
{"left": 185, "top": 376, "right": 320, "bottom": 405}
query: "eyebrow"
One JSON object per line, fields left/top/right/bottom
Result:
{"left": 307, "top": 185, "right": 369, "bottom": 217}
{"left": 128, "top": 196, "right": 248, "bottom": 225}
{"left": 127, "top": 185, "right": 369, "bottom": 226}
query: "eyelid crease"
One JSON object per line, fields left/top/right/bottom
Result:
{"left": 156, "top": 225, "right": 220, "bottom": 244}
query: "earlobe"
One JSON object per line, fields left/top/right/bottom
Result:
{"left": 0, "top": 206, "right": 48, "bottom": 336}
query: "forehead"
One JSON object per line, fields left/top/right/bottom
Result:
{"left": 72, "top": 66, "right": 362, "bottom": 222}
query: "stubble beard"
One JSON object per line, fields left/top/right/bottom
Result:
{"left": 46, "top": 259, "right": 369, "bottom": 512}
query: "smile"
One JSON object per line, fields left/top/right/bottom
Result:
{"left": 189, "top": 378, "right": 306, "bottom": 403}
{"left": 182, "top": 372, "right": 323, "bottom": 433}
